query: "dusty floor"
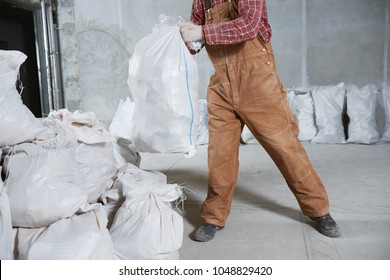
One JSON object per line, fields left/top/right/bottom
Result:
{"left": 140, "top": 141, "right": 390, "bottom": 260}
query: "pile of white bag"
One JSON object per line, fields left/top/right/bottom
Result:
{"left": 299, "top": 83, "right": 347, "bottom": 144}
{"left": 291, "top": 83, "right": 388, "bottom": 144}
{"left": 0, "top": 50, "right": 184, "bottom": 260}
{"left": 240, "top": 82, "right": 390, "bottom": 145}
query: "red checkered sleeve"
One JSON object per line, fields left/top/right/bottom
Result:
{"left": 190, "top": 0, "right": 272, "bottom": 45}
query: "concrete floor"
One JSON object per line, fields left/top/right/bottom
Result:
{"left": 139, "top": 142, "right": 390, "bottom": 260}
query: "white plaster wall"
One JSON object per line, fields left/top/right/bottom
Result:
{"left": 307, "top": 0, "right": 387, "bottom": 87}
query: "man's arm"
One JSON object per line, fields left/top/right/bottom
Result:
{"left": 201, "top": 0, "right": 265, "bottom": 45}
{"left": 190, "top": 0, "right": 206, "bottom": 26}
{"left": 180, "top": 0, "right": 269, "bottom": 48}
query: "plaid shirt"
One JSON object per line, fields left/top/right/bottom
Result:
{"left": 190, "top": 0, "right": 272, "bottom": 45}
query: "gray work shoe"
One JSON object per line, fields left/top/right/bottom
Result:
{"left": 309, "top": 214, "right": 341, "bottom": 238}
{"left": 192, "top": 223, "right": 224, "bottom": 242}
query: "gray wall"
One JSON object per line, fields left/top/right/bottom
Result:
{"left": 56, "top": 0, "right": 390, "bottom": 125}
{"left": 269, "top": 0, "right": 389, "bottom": 88}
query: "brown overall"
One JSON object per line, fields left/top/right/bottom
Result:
{"left": 202, "top": 0, "right": 329, "bottom": 227}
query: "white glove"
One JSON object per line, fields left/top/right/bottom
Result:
{"left": 179, "top": 22, "right": 204, "bottom": 43}
{"left": 189, "top": 40, "right": 203, "bottom": 51}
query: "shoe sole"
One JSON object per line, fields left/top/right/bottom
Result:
{"left": 318, "top": 227, "right": 341, "bottom": 238}
{"left": 192, "top": 226, "right": 224, "bottom": 242}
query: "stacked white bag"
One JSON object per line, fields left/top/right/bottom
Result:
{"left": 241, "top": 125, "right": 257, "bottom": 144}
{"left": 0, "top": 50, "right": 184, "bottom": 260}
{"left": 0, "top": 150, "right": 15, "bottom": 260}
{"left": 380, "top": 86, "right": 390, "bottom": 142}
{"left": 109, "top": 97, "right": 141, "bottom": 168}
{"left": 3, "top": 142, "right": 90, "bottom": 228}
{"left": 15, "top": 205, "right": 114, "bottom": 260}
{"left": 346, "top": 84, "right": 380, "bottom": 144}
{"left": 1, "top": 110, "right": 118, "bottom": 259}
{"left": 46, "top": 109, "right": 118, "bottom": 203}
{"left": 293, "top": 88, "right": 318, "bottom": 142}
{"left": 311, "top": 83, "right": 347, "bottom": 144}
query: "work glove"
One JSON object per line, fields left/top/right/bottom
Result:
{"left": 179, "top": 22, "right": 204, "bottom": 44}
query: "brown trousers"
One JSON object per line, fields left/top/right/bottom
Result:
{"left": 201, "top": 1, "right": 329, "bottom": 227}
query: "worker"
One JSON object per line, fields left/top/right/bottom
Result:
{"left": 179, "top": 0, "right": 341, "bottom": 242}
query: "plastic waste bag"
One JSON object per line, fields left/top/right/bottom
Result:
{"left": 44, "top": 109, "right": 118, "bottom": 203}
{"left": 127, "top": 24, "right": 199, "bottom": 157}
{"left": 109, "top": 98, "right": 141, "bottom": 168}
{"left": 109, "top": 164, "right": 183, "bottom": 260}
{"left": 3, "top": 143, "right": 89, "bottom": 228}
{"left": 48, "top": 109, "right": 114, "bottom": 144}
{"left": 0, "top": 150, "right": 15, "bottom": 260}
{"left": 346, "top": 84, "right": 380, "bottom": 144}
{"left": 241, "top": 125, "right": 257, "bottom": 144}
{"left": 294, "top": 90, "right": 318, "bottom": 141}
{"left": 380, "top": 86, "right": 390, "bottom": 142}
{"left": 311, "top": 83, "right": 346, "bottom": 144}
{"left": 0, "top": 50, "right": 53, "bottom": 148}
{"left": 16, "top": 206, "right": 114, "bottom": 260}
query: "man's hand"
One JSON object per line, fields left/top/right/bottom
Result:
{"left": 179, "top": 22, "right": 204, "bottom": 43}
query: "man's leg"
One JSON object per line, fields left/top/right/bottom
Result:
{"left": 240, "top": 86, "right": 340, "bottom": 237}
{"left": 192, "top": 74, "right": 242, "bottom": 242}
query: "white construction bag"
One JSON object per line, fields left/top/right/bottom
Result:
{"left": 0, "top": 50, "right": 53, "bottom": 148}
{"left": 380, "top": 86, "right": 390, "bottom": 142}
{"left": 241, "top": 125, "right": 257, "bottom": 144}
{"left": 111, "top": 137, "right": 141, "bottom": 169}
{"left": 294, "top": 91, "right": 318, "bottom": 141}
{"left": 109, "top": 97, "right": 134, "bottom": 140}
{"left": 48, "top": 109, "right": 114, "bottom": 144}
{"left": 109, "top": 98, "right": 141, "bottom": 168}
{"left": 311, "top": 83, "right": 346, "bottom": 144}
{"left": 109, "top": 164, "right": 183, "bottom": 260}
{"left": 0, "top": 150, "right": 15, "bottom": 260}
{"left": 16, "top": 206, "right": 114, "bottom": 260}
{"left": 286, "top": 89, "right": 296, "bottom": 110}
{"left": 127, "top": 25, "right": 199, "bottom": 157}
{"left": 346, "top": 84, "right": 380, "bottom": 144}
{"left": 3, "top": 143, "right": 89, "bottom": 228}
{"left": 45, "top": 109, "right": 118, "bottom": 203}
{"left": 76, "top": 142, "right": 117, "bottom": 203}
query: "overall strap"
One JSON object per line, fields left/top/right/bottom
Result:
{"left": 205, "top": 0, "right": 238, "bottom": 21}
{"left": 205, "top": 0, "right": 213, "bottom": 20}
{"left": 228, "top": 0, "right": 238, "bottom": 19}
{"left": 205, "top": 0, "right": 211, "bottom": 10}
